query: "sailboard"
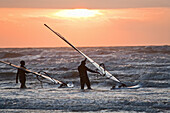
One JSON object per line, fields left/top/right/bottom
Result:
{"left": 0, "top": 60, "right": 73, "bottom": 88}
{"left": 111, "top": 84, "right": 141, "bottom": 90}
{"left": 44, "top": 24, "right": 122, "bottom": 84}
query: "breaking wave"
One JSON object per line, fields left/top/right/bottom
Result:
{"left": 0, "top": 52, "right": 23, "bottom": 58}
{"left": 0, "top": 46, "right": 169, "bottom": 88}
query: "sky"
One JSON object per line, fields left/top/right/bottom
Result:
{"left": 0, "top": 0, "right": 170, "bottom": 47}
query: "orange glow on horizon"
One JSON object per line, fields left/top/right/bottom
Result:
{"left": 0, "top": 8, "right": 170, "bottom": 48}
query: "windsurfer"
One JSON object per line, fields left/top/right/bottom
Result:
{"left": 16, "top": 60, "right": 28, "bottom": 88}
{"left": 78, "top": 58, "right": 99, "bottom": 90}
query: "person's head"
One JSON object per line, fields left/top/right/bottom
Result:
{"left": 20, "top": 60, "right": 25, "bottom": 66}
{"left": 81, "top": 58, "right": 87, "bottom": 65}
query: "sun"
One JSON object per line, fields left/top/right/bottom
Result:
{"left": 55, "top": 9, "right": 101, "bottom": 18}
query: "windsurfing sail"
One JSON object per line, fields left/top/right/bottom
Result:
{"left": 0, "top": 60, "right": 73, "bottom": 87}
{"left": 44, "top": 24, "right": 121, "bottom": 83}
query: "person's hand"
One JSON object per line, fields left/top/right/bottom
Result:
{"left": 122, "top": 83, "right": 127, "bottom": 87}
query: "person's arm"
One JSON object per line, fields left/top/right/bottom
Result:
{"left": 22, "top": 66, "right": 30, "bottom": 74}
{"left": 16, "top": 69, "right": 19, "bottom": 83}
{"left": 86, "top": 67, "right": 99, "bottom": 74}
{"left": 25, "top": 70, "right": 30, "bottom": 74}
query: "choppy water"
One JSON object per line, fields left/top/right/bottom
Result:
{"left": 0, "top": 46, "right": 170, "bottom": 112}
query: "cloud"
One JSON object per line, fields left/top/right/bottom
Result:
{"left": 0, "top": 0, "right": 170, "bottom": 9}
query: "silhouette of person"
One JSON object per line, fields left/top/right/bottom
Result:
{"left": 16, "top": 60, "right": 28, "bottom": 88}
{"left": 78, "top": 58, "right": 99, "bottom": 90}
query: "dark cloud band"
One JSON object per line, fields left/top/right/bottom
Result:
{"left": 0, "top": 0, "right": 170, "bottom": 9}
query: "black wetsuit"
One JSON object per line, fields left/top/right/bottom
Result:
{"left": 16, "top": 66, "right": 27, "bottom": 88}
{"left": 78, "top": 64, "right": 97, "bottom": 89}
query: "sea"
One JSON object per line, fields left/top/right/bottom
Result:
{"left": 0, "top": 46, "right": 169, "bottom": 112}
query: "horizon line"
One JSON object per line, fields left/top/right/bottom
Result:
{"left": 0, "top": 45, "right": 169, "bottom": 49}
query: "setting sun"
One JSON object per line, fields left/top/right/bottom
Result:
{"left": 55, "top": 9, "right": 101, "bottom": 18}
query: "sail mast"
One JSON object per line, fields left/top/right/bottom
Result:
{"left": 44, "top": 24, "right": 121, "bottom": 83}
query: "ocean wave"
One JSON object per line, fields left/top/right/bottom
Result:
{"left": 0, "top": 46, "right": 169, "bottom": 88}
{"left": 140, "top": 80, "right": 170, "bottom": 88}
{"left": 139, "top": 72, "right": 170, "bottom": 80}
{"left": 135, "top": 46, "right": 170, "bottom": 54}
{"left": 0, "top": 52, "right": 23, "bottom": 58}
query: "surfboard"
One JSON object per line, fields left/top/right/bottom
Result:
{"left": 111, "top": 84, "right": 141, "bottom": 90}
{"left": 44, "top": 24, "right": 122, "bottom": 84}
{"left": 0, "top": 60, "right": 73, "bottom": 88}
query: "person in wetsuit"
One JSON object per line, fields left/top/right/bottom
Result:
{"left": 78, "top": 58, "right": 99, "bottom": 90}
{"left": 16, "top": 60, "right": 28, "bottom": 88}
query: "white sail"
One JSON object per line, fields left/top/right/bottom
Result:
{"left": 44, "top": 24, "right": 121, "bottom": 83}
